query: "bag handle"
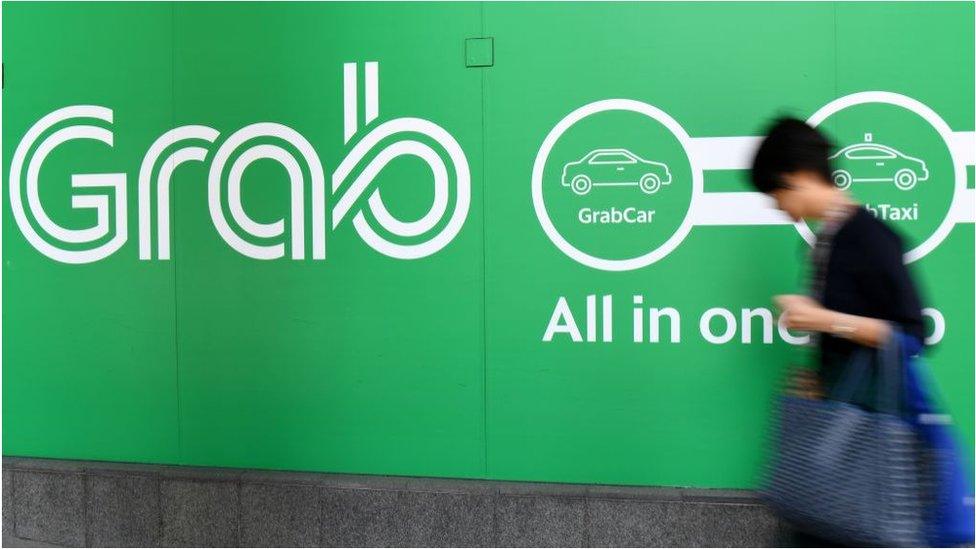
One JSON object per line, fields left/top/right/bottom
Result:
{"left": 829, "top": 346, "right": 875, "bottom": 403}
{"left": 828, "top": 323, "right": 905, "bottom": 416}
{"left": 876, "top": 325, "right": 906, "bottom": 417}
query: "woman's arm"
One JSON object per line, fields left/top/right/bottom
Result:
{"left": 774, "top": 294, "right": 891, "bottom": 348}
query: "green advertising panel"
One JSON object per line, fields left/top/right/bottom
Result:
{"left": 3, "top": 2, "right": 973, "bottom": 488}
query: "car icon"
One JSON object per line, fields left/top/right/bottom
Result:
{"left": 829, "top": 135, "right": 929, "bottom": 191}
{"left": 561, "top": 148, "right": 672, "bottom": 196}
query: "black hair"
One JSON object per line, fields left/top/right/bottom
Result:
{"left": 750, "top": 117, "right": 834, "bottom": 194}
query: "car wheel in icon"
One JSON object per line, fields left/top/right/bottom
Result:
{"left": 571, "top": 175, "right": 593, "bottom": 195}
{"left": 894, "top": 169, "right": 917, "bottom": 191}
{"left": 639, "top": 173, "right": 662, "bottom": 194}
{"left": 832, "top": 170, "right": 852, "bottom": 190}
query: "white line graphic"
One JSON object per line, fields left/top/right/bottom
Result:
{"left": 364, "top": 61, "right": 379, "bottom": 125}
{"left": 950, "top": 131, "right": 975, "bottom": 166}
{"left": 688, "top": 136, "right": 762, "bottom": 171}
{"left": 691, "top": 131, "right": 975, "bottom": 172}
{"left": 952, "top": 189, "right": 975, "bottom": 224}
{"left": 691, "top": 192, "right": 793, "bottom": 226}
{"left": 343, "top": 63, "right": 358, "bottom": 143}
{"left": 345, "top": 61, "right": 380, "bottom": 141}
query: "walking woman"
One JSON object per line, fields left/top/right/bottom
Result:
{"left": 750, "top": 117, "right": 942, "bottom": 546}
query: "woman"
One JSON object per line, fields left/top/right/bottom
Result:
{"left": 750, "top": 117, "right": 925, "bottom": 392}
{"left": 750, "top": 117, "right": 929, "bottom": 546}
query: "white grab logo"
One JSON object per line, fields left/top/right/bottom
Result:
{"left": 9, "top": 62, "right": 471, "bottom": 264}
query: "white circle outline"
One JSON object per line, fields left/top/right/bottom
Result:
{"left": 531, "top": 99, "right": 704, "bottom": 271}
{"left": 803, "top": 91, "right": 966, "bottom": 263}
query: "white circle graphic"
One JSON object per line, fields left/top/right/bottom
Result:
{"left": 804, "top": 91, "right": 967, "bottom": 263}
{"left": 532, "top": 99, "right": 704, "bottom": 271}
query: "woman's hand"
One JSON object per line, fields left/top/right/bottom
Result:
{"left": 774, "top": 294, "right": 831, "bottom": 332}
{"left": 774, "top": 294, "right": 892, "bottom": 347}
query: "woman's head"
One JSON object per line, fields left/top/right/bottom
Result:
{"left": 750, "top": 117, "right": 842, "bottom": 221}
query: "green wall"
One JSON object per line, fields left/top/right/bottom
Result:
{"left": 3, "top": 2, "right": 973, "bottom": 488}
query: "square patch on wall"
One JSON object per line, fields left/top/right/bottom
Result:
{"left": 465, "top": 37, "right": 494, "bottom": 67}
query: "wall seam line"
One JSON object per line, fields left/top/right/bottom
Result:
{"left": 479, "top": 0, "right": 490, "bottom": 481}
{"left": 171, "top": 2, "right": 185, "bottom": 468}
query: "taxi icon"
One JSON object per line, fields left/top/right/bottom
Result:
{"left": 829, "top": 134, "right": 928, "bottom": 191}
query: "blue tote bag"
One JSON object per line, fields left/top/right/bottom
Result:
{"left": 898, "top": 333, "right": 975, "bottom": 547}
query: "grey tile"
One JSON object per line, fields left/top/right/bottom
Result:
{"left": 1, "top": 457, "right": 29, "bottom": 469}
{"left": 318, "top": 474, "right": 409, "bottom": 492}
{"left": 240, "top": 469, "right": 411, "bottom": 491}
{"left": 240, "top": 483, "right": 319, "bottom": 547}
{"left": 320, "top": 488, "right": 405, "bottom": 547}
{"left": 4, "top": 458, "right": 86, "bottom": 474}
{"left": 82, "top": 461, "right": 168, "bottom": 478}
{"left": 588, "top": 498, "right": 699, "bottom": 547}
{"left": 586, "top": 484, "right": 685, "bottom": 502}
{"left": 495, "top": 480, "right": 589, "bottom": 498}
{"left": 3, "top": 469, "right": 13, "bottom": 538}
{"left": 157, "top": 465, "right": 244, "bottom": 483}
{"left": 12, "top": 471, "right": 85, "bottom": 547}
{"left": 239, "top": 470, "right": 330, "bottom": 487}
{"left": 403, "top": 476, "right": 497, "bottom": 495}
{"left": 160, "top": 479, "right": 239, "bottom": 547}
{"left": 494, "top": 481, "right": 684, "bottom": 501}
{"left": 680, "top": 488, "right": 761, "bottom": 504}
{"left": 589, "top": 498, "right": 783, "bottom": 548}
{"left": 400, "top": 490, "right": 493, "bottom": 547}
{"left": 695, "top": 503, "right": 783, "bottom": 547}
{"left": 1, "top": 534, "right": 64, "bottom": 547}
{"left": 495, "top": 495, "right": 585, "bottom": 547}
{"left": 2, "top": 456, "right": 786, "bottom": 549}
{"left": 87, "top": 474, "right": 161, "bottom": 547}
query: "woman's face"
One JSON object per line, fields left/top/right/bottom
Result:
{"left": 770, "top": 186, "right": 807, "bottom": 222}
{"left": 771, "top": 172, "right": 830, "bottom": 221}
